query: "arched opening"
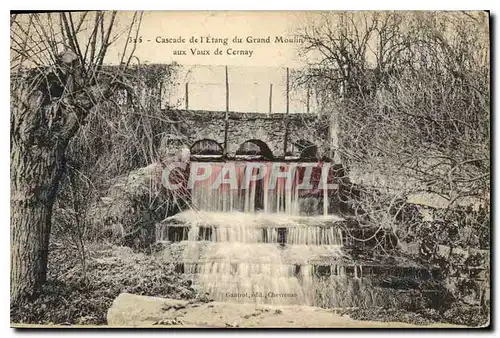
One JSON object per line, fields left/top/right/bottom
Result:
{"left": 287, "top": 140, "right": 318, "bottom": 159}
{"left": 235, "top": 140, "right": 274, "bottom": 160}
{"left": 190, "top": 139, "right": 224, "bottom": 158}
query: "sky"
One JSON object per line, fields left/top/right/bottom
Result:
{"left": 101, "top": 11, "right": 318, "bottom": 113}
{"left": 105, "top": 11, "right": 309, "bottom": 68}
{"left": 11, "top": 11, "right": 326, "bottom": 113}
{"left": 12, "top": 11, "right": 488, "bottom": 114}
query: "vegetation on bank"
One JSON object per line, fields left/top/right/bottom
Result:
{"left": 11, "top": 242, "right": 196, "bottom": 325}
{"left": 343, "top": 305, "right": 489, "bottom": 327}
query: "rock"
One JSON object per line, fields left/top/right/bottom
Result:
{"left": 162, "top": 303, "right": 186, "bottom": 311}
{"left": 107, "top": 293, "right": 189, "bottom": 326}
{"left": 154, "top": 318, "right": 184, "bottom": 325}
{"left": 107, "top": 293, "right": 464, "bottom": 328}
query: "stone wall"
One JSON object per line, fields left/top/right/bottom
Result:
{"left": 160, "top": 109, "right": 333, "bottom": 160}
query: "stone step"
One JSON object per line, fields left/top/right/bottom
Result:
{"left": 159, "top": 242, "right": 347, "bottom": 266}
{"left": 156, "top": 218, "right": 396, "bottom": 250}
{"left": 156, "top": 225, "right": 344, "bottom": 245}
{"left": 165, "top": 262, "right": 439, "bottom": 281}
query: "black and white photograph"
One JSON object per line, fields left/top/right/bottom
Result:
{"left": 9, "top": 10, "right": 491, "bottom": 328}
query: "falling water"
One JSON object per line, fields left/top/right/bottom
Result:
{"left": 158, "top": 161, "right": 368, "bottom": 307}
{"left": 189, "top": 162, "right": 333, "bottom": 215}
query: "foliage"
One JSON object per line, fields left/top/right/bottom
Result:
{"left": 296, "top": 12, "right": 490, "bottom": 324}
{"left": 10, "top": 242, "right": 196, "bottom": 325}
{"left": 441, "top": 304, "right": 490, "bottom": 327}
{"left": 344, "top": 305, "right": 489, "bottom": 327}
{"left": 10, "top": 11, "right": 186, "bottom": 308}
{"left": 49, "top": 61, "right": 183, "bottom": 276}
{"left": 297, "top": 11, "right": 490, "bottom": 205}
{"left": 10, "top": 11, "right": 149, "bottom": 303}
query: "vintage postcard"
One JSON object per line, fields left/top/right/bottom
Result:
{"left": 10, "top": 10, "right": 490, "bottom": 328}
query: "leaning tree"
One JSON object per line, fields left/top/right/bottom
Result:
{"left": 10, "top": 11, "right": 143, "bottom": 304}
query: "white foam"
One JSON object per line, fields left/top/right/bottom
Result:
{"left": 167, "top": 210, "right": 344, "bottom": 227}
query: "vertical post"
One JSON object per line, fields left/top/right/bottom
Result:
{"left": 283, "top": 67, "right": 290, "bottom": 158}
{"left": 286, "top": 68, "right": 289, "bottom": 115}
{"left": 268, "top": 83, "right": 273, "bottom": 114}
{"left": 224, "top": 66, "right": 229, "bottom": 156}
{"left": 226, "top": 66, "right": 229, "bottom": 112}
{"left": 306, "top": 84, "right": 310, "bottom": 114}
{"left": 185, "top": 82, "right": 189, "bottom": 109}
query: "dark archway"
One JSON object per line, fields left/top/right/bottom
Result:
{"left": 288, "top": 140, "right": 318, "bottom": 159}
{"left": 235, "top": 139, "right": 274, "bottom": 160}
{"left": 190, "top": 139, "right": 224, "bottom": 156}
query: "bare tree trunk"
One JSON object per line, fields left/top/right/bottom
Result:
{"left": 10, "top": 11, "right": 134, "bottom": 309}
{"left": 10, "top": 131, "right": 67, "bottom": 304}
{"left": 10, "top": 64, "right": 116, "bottom": 303}
{"left": 10, "top": 55, "right": 108, "bottom": 303}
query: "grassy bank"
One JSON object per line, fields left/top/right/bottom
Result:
{"left": 10, "top": 242, "right": 196, "bottom": 325}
